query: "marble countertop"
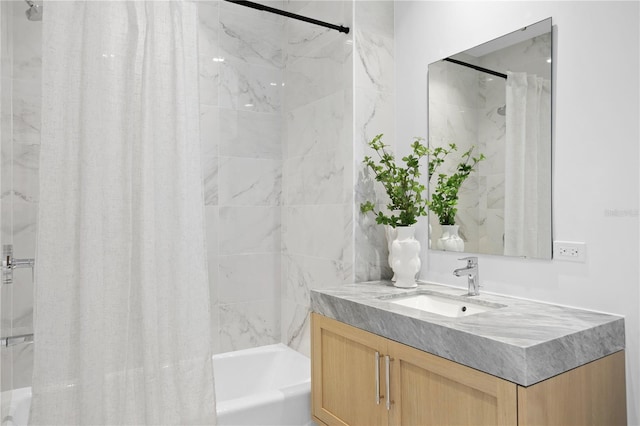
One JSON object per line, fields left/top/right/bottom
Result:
{"left": 310, "top": 281, "right": 625, "bottom": 386}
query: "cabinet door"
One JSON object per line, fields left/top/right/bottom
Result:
{"left": 518, "top": 350, "right": 626, "bottom": 426}
{"left": 389, "top": 341, "right": 517, "bottom": 426}
{"left": 312, "top": 313, "right": 389, "bottom": 426}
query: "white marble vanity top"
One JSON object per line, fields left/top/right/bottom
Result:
{"left": 311, "top": 280, "right": 625, "bottom": 386}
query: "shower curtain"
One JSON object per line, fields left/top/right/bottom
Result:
{"left": 504, "top": 71, "right": 552, "bottom": 258}
{"left": 31, "top": 1, "right": 216, "bottom": 424}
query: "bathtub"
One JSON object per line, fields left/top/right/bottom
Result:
{"left": 213, "top": 343, "right": 312, "bottom": 425}
{"left": 0, "top": 343, "right": 311, "bottom": 426}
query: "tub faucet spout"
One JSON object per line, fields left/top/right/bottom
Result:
{"left": 453, "top": 256, "right": 480, "bottom": 296}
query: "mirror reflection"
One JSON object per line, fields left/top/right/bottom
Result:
{"left": 428, "top": 18, "right": 552, "bottom": 259}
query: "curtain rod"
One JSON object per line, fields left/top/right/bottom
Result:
{"left": 443, "top": 57, "right": 507, "bottom": 79}
{"left": 223, "top": 0, "right": 350, "bottom": 34}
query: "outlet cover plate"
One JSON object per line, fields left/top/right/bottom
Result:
{"left": 553, "top": 241, "right": 586, "bottom": 262}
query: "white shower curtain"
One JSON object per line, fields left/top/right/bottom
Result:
{"left": 31, "top": 1, "right": 216, "bottom": 424}
{"left": 504, "top": 71, "right": 552, "bottom": 258}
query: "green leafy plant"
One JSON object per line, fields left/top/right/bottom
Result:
{"left": 360, "top": 134, "right": 429, "bottom": 228}
{"left": 428, "top": 144, "right": 485, "bottom": 226}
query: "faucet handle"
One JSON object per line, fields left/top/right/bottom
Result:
{"left": 458, "top": 256, "right": 477, "bottom": 266}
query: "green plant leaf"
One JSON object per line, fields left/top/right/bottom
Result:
{"left": 427, "top": 144, "right": 484, "bottom": 225}
{"left": 360, "top": 134, "right": 431, "bottom": 228}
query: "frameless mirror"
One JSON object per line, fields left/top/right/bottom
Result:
{"left": 427, "top": 18, "right": 552, "bottom": 259}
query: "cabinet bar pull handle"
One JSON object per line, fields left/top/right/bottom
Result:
{"left": 385, "top": 355, "right": 391, "bottom": 410}
{"left": 375, "top": 351, "right": 380, "bottom": 405}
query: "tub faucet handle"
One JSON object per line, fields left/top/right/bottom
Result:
{"left": 2, "top": 244, "right": 35, "bottom": 285}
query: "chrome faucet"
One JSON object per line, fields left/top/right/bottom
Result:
{"left": 453, "top": 257, "right": 480, "bottom": 296}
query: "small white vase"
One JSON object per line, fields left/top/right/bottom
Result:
{"left": 390, "top": 226, "right": 421, "bottom": 288}
{"left": 436, "top": 224, "right": 465, "bottom": 252}
{"left": 385, "top": 225, "right": 398, "bottom": 281}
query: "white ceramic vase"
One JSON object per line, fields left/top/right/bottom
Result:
{"left": 385, "top": 225, "right": 398, "bottom": 281}
{"left": 436, "top": 224, "right": 464, "bottom": 252}
{"left": 390, "top": 226, "right": 421, "bottom": 288}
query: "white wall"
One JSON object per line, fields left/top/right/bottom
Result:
{"left": 198, "top": 1, "right": 284, "bottom": 354}
{"left": 354, "top": 0, "right": 396, "bottom": 283}
{"left": 281, "top": 1, "right": 354, "bottom": 356}
{"left": 395, "top": 1, "right": 639, "bottom": 423}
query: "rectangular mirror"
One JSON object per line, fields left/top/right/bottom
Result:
{"left": 427, "top": 17, "right": 552, "bottom": 259}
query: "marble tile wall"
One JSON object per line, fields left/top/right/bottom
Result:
{"left": 280, "top": 0, "right": 354, "bottom": 357}
{"left": 0, "top": 1, "right": 40, "bottom": 392}
{"left": 353, "top": 1, "right": 395, "bottom": 283}
{"left": 198, "top": 0, "right": 284, "bottom": 354}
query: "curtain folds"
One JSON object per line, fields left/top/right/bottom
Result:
{"left": 31, "top": 1, "right": 216, "bottom": 424}
{"left": 504, "top": 71, "right": 552, "bottom": 258}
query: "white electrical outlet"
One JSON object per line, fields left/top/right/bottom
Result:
{"left": 553, "top": 241, "right": 586, "bottom": 262}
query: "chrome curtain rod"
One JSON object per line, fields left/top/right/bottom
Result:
{"left": 223, "top": 0, "right": 350, "bottom": 34}
{"left": 443, "top": 58, "right": 507, "bottom": 79}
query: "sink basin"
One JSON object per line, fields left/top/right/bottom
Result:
{"left": 385, "top": 293, "right": 504, "bottom": 318}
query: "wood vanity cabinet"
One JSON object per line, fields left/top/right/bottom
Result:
{"left": 311, "top": 313, "right": 626, "bottom": 426}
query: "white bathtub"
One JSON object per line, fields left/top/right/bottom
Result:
{"left": 0, "top": 386, "right": 30, "bottom": 426}
{"left": 0, "top": 343, "right": 311, "bottom": 426}
{"left": 214, "top": 343, "right": 312, "bottom": 425}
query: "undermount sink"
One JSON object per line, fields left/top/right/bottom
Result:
{"left": 384, "top": 292, "right": 505, "bottom": 318}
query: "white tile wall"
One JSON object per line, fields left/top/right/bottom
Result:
{"left": 280, "top": 0, "right": 356, "bottom": 356}
{"left": 219, "top": 254, "right": 281, "bottom": 305}
{"left": 219, "top": 206, "right": 281, "bottom": 255}
{"left": 218, "top": 157, "right": 282, "bottom": 206}
{"left": 218, "top": 5, "right": 284, "bottom": 68}
{"left": 219, "top": 110, "right": 281, "bottom": 159}
{"left": 353, "top": 1, "right": 396, "bottom": 283}
{"left": 219, "top": 298, "right": 280, "bottom": 352}
{"left": 219, "top": 61, "right": 283, "bottom": 113}
{"left": 199, "top": 1, "right": 284, "bottom": 353}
